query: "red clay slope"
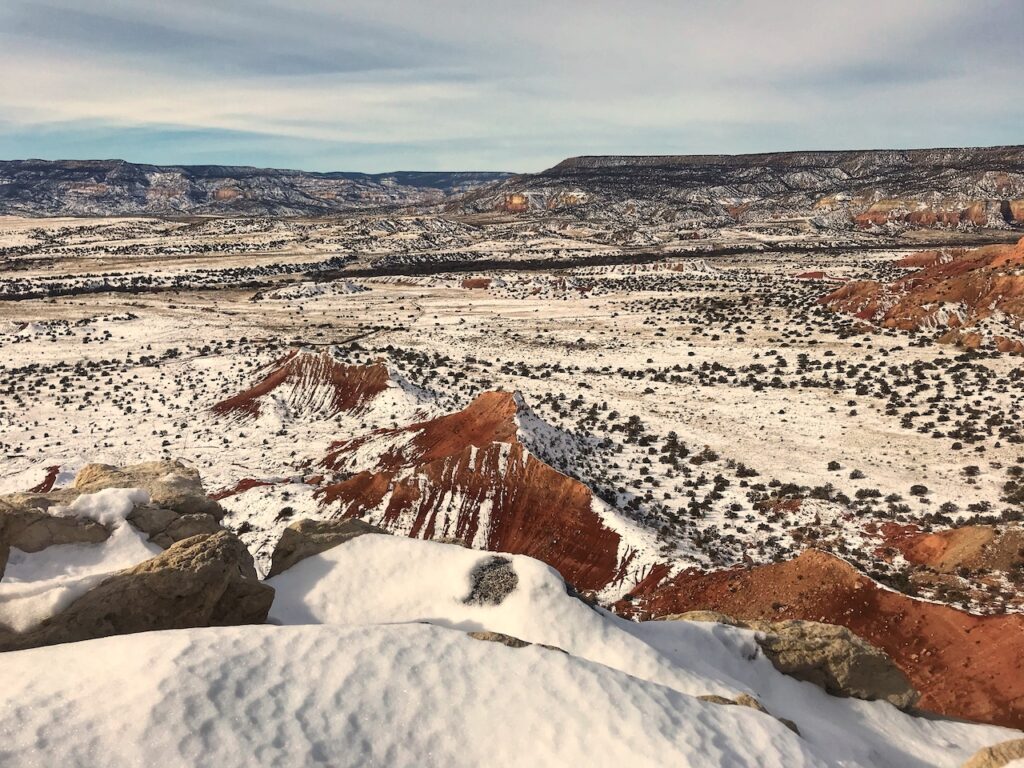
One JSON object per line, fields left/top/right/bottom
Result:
{"left": 319, "top": 391, "right": 631, "bottom": 592}
{"left": 822, "top": 237, "right": 1024, "bottom": 352}
{"left": 212, "top": 349, "right": 390, "bottom": 419}
{"left": 616, "top": 549, "right": 1024, "bottom": 729}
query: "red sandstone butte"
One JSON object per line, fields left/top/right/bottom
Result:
{"left": 212, "top": 349, "right": 390, "bottom": 419}
{"left": 319, "top": 391, "right": 632, "bottom": 592}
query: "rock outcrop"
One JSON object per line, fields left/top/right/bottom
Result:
{"left": 961, "top": 739, "right": 1024, "bottom": 768}
{"left": 0, "top": 501, "right": 108, "bottom": 578}
{"left": 267, "top": 518, "right": 386, "bottom": 577}
{"left": 0, "top": 460, "right": 226, "bottom": 555}
{"left": 0, "top": 531, "right": 273, "bottom": 652}
{"left": 821, "top": 237, "right": 1024, "bottom": 352}
{"left": 666, "top": 612, "right": 917, "bottom": 709}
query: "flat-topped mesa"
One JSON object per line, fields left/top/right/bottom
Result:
{"left": 543, "top": 146, "right": 1024, "bottom": 175}
{"left": 821, "top": 236, "right": 1024, "bottom": 352}
{"left": 211, "top": 349, "right": 391, "bottom": 421}
{"left": 459, "top": 145, "right": 1024, "bottom": 229}
{"left": 319, "top": 391, "right": 650, "bottom": 595}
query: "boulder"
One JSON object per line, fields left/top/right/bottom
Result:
{"left": 663, "top": 611, "right": 918, "bottom": 709}
{"left": 0, "top": 500, "right": 109, "bottom": 578}
{"left": 748, "top": 619, "right": 919, "bottom": 710}
{"left": 0, "top": 531, "right": 274, "bottom": 652}
{"left": 74, "top": 460, "right": 224, "bottom": 519}
{"left": 961, "top": 739, "right": 1024, "bottom": 768}
{"left": 267, "top": 518, "right": 387, "bottom": 577}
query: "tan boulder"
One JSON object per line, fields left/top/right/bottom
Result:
{"left": 0, "top": 500, "right": 109, "bottom": 578}
{"left": 267, "top": 518, "right": 386, "bottom": 577}
{"left": 962, "top": 739, "right": 1024, "bottom": 768}
{"left": 661, "top": 611, "right": 918, "bottom": 709}
{"left": 0, "top": 531, "right": 273, "bottom": 652}
{"left": 748, "top": 619, "right": 918, "bottom": 710}
{"left": 74, "top": 460, "right": 223, "bottom": 518}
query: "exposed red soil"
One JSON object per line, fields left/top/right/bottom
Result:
{"left": 792, "top": 271, "right": 846, "bottom": 282}
{"left": 28, "top": 465, "right": 61, "bottom": 493}
{"left": 615, "top": 549, "right": 1024, "bottom": 729}
{"left": 319, "top": 391, "right": 627, "bottom": 591}
{"left": 210, "top": 478, "right": 277, "bottom": 501}
{"left": 461, "top": 278, "right": 492, "bottom": 289}
{"left": 821, "top": 238, "right": 1024, "bottom": 350}
{"left": 212, "top": 349, "right": 390, "bottom": 419}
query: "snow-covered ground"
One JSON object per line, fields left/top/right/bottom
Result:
{"left": 0, "top": 531, "right": 1017, "bottom": 768}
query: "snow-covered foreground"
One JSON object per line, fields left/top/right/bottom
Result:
{"left": 0, "top": 533, "right": 1014, "bottom": 768}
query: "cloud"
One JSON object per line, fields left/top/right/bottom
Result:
{"left": 0, "top": 0, "right": 1020, "bottom": 171}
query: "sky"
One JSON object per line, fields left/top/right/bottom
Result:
{"left": 0, "top": 0, "right": 1021, "bottom": 173}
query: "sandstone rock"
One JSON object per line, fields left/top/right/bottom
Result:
{"left": 961, "top": 739, "right": 1024, "bottom": 768}
{"left": 697, "top": 692, "right": 800, "bottom": 735}
{"left": 466, "top": 630, "right": 566, "bottom": 654}
{"left": 748, "top": 619, "right": 918, "bottom": 710}
{"left": 2, "top": 460, "right": 226, "bottom": 550}
{"left": 74, "top": 460, "right": 223, "bottom": 519}
{"left": 0, "top": 501, "right": 109, "bottom": 578}
{"left": 463, "top": 556, "right": 518, "bottom": 606}
{"left": 657, "top": 610, "right": 742, "bottom": 626}
{"left": 0, "top": 531, "right": 274, "bottom": 652}
{"left": 659, "top": 609, "right": 917, "bottom": 710}
{"left": 267, "top": 518, "right": 387, "bottom": 577}
{"left": 468, "top": 631, "right": 531, "bottom": 649}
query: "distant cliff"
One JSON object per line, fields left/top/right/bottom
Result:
{"left": 0, "top": 160, "right": 511, "bottom": 216}
{"left": 456, "top": 146, "right": 1024, "bottom": 231}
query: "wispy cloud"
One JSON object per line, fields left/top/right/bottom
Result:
{"left": 0, "top": 0, "right": 1020, "bottom": 171}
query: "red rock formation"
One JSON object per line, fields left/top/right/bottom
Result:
{"left": 852, "top": 199, "right": 1007, "bottom": 229}
{"left": 822, "top": 238, "right": 1024, "bottom": 351}
{"left": 28, "top": 465, "right": 61, "bottom": 493}
{"left": 319, "top": 391, "right": 632, "bottom": 592}
{"left": 615, "top": 549, "right": 1024, "bottom": 729}
{"left": 461, "top": 278, "right": 492, "bottom": 289}
{"left": 210, "top": 478, "right": 277, "bottom": 501}
{"left": 212, "top": 349, "right": 390, "bottom": 420}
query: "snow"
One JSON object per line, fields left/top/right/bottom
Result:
{"left": 0, "top": 488, "right": 160, "bottom": 632}
{"left": 0, "top": 525, "right": 1017, "bottom": 767}
{"left": 62, "top": 487, "right": 150, "bottom": 526}
{"left": 0, "top": 623, "right": 823, "bottom": 768}
{"left": 266, "top": 534, "right": 1020, "bottom": 768}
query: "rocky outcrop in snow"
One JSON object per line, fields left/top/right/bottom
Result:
{"left": 0, "top": 530, "right": 273, "bottom": 652}
{"left": 267, "top": 517, "right": 386, "bottom": 577}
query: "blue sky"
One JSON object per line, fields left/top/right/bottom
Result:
{"left": 0, "top": 0, "right": 1021, "bottom": 172}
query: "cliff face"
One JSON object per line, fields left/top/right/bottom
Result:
{"left": 0, "top": 160, "right": 510, "bottom": 216}
{"left": 457, "top": 146, "right": 1024, "bottom": 231}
